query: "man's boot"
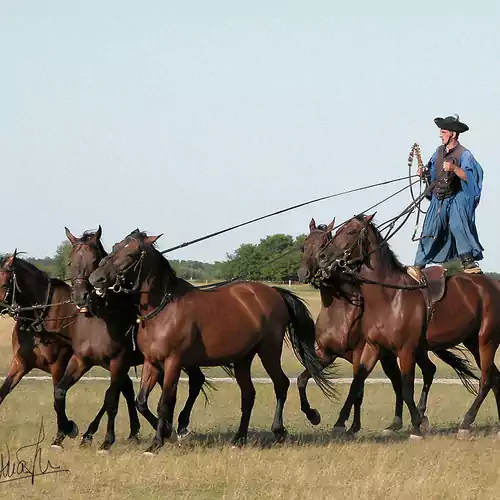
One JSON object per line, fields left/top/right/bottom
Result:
{"left": 407, "top": 264, "right": 425, "bottom": 283}
{"left": 460, "top": 253, "right": 483, "bottom": 274}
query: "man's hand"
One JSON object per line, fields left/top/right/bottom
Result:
{"left": 417, "top": 166, "right": 428, "bottom": 177}
{"left": 442, "top": 160, "right": 456, "bottom": 173}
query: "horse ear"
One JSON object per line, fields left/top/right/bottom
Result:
{"left": 144, "top": 234, "right": 163, "bottom": 246}
{"left": 326, "top": 218, "right": 335, "bottom": 233}
{"left": 365, "top": 213, "right": 376, "bottom": 223}
{"left": 309, "top": 218, "right": 316, "bottom": 231}
{"left": 65, "top": 227, "right": 78, "bottom": 245}
{"left": 95, "top": 225, "right": 102, "bottom": 240}
{"left": 4, "top": 250, "right": 17, "bottom": 268}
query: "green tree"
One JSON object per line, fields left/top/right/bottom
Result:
{"left": 219, "top": 234, "right": 306, "bottom": 281}
{"left": 53, "top": 241, "right": 72, "bottom": 280}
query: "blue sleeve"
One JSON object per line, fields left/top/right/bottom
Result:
{"left": 460, "top": 150, "right": 483, "bottom": 206}
{"left": 427, "top": 152, "right": 436, "bottom": 183}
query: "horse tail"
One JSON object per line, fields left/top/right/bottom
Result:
{"left": 433, "top": 347, "right": 479, "bottom": 395}
{"left": 200, "top": 365, "right": 235, "bottom": 403}
{"left": 273, "top": 286, "right": 337, "bottom": 400}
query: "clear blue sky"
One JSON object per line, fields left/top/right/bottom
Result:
{"left": 2, "top": 1, "right": 499, "bottom": 269}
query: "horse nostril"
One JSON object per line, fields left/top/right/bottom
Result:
{"left": 89, "top": 274, "right": 104, "bottom": 286}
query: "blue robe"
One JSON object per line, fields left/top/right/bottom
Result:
{"left": 414, "top": 145, "right": 484, "bottom": 266}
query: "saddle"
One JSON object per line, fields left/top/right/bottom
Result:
{"left": 406, "top": 265, "right": 447, "bottom": 320}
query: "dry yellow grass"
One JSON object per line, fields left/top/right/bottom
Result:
{"left": 1, "top": 381, "right": 500, "bottom": 499}
{"left": 2, "top": 286, "right": 500, "bottom": 498}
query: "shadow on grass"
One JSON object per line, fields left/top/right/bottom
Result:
{"left": 126, "top": 422, "right": 499, "bottom": 451}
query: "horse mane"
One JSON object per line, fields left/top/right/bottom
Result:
{"left": 13, "top": 256, "right": 50, "bottom": 281}
{"left": 130, "top": 230, "right": 178, "bottom": 283}
{"left": 80, "top": 230, "right": 108, "bottom": 258}
{"left": 354, "top": 215, "right": 407, "bottom": 273}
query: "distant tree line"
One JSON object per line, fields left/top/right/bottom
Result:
{"left": 2, "top": 236, "right": 499, "bottom": 283}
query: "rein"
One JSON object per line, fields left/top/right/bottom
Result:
{"left": 109, "top": 251, "right": 146, "bottom": 295}
{"left": 200, "top": 178, "right": 423, "bottom": 290}
{"left": 0, "top": 271, "right": 74, "bottom": 336}
{"left": 318, "top": 182, "right": 436, "bottom": 291}
{"left": 160, "top": 175, "right": 420, "bottom": 255}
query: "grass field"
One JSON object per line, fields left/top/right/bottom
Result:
{"left": 1, "top": 285, "right": 500, "bottom": 499}
{"left": 1, "top": 381, "right": 500, "bottom": 499}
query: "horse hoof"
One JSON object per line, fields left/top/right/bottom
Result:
{"left": 80, "top": 437, "right": 93, "bottom": 447}
{"left": 50, "top": 444, "right": 63, "bottom": 450}
{"left": 68, "top": 421, "right": 79, "bottom": 439}
{"left": 231, "top": 437, "right": 247, "bottom": 448}
{"left": 273, "top": 429, "right": 288, "bottom": 444}
{"left": 409, "top": 434, "right": 423, "bottom": 441}
{"left": 307, "top": 409, "right": 321, "bottom": 426}
{"left": 143, "top": 451, "right": 156, "bottom": 457}
{"left": 177, "top": 429, "right": 191, "bottom": 441}
{"left": 420, "top": 417, "right": 431, "bottom": 434}
{"left": 127, "top": 434, "right": 140, "bottom": 443}
{"left": 382, "top": 429, "right": 398, "bottom": 438}
{"left": 457, "top": 429, "right": 472, "bottom": 440}
{"left": 331, "top": 426, "right": 346, "bottom": 437}
{"left": 346, "top": 425, "right": 360, "bottom": 436}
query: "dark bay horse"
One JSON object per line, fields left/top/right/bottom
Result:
{"left": 296, "top": 218, "right": 477, "bottom": 435}
{"left": 89, "top": 230, "right": 335, "bottom": 454}
{"left": 298, "top": 218, "right": 479, "bottom": 433}
{"left": 64, "top": 226, "right": 214, "bottom": 449}
{"left": 318, "top": 214, "right": 500, "bottom": 438}
{"left": 0, "top": 251, "right": 139, "bottom": 446}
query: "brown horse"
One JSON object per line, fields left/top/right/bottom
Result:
{"left": 296, "top": 218, "right": 477, "bottom": 435}
{"left": 317, "top": 214, "right": 500, "bottom": 438}
{"left": 0, "top": 251, "right": 139, "bottom": 446}
{"left": 64, "top": 226, "right": 214, "bottom": 449}
{"left": 89, "top": 229, "right": 335, "bottom": 454}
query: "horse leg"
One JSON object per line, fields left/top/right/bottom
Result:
{"left": 258, "top": 343, "right": 290, "bottom": 443}
{"left": 333, "top": 343, "right": 380, "bottom": 435}
{"left": 135, "top": 360, "right": 161, "bottom": 433}
{"left": 52, "top": 356, "right": 90, "bottom": 448}
{"left": 144, "top": 356, "right": 181, "bottom": 455}
{"left": 232, "top": 354, "right": 256, "bottom": 446}
{"left": 81, "top": 375, "right": 136, "bottom": 447}
{"left": 463, "top": 336, "right": 500, "bottom": 437}
{"left": 0, "top": 356, "right": 31, "bottom": 406}
{"left": 398, "top": 347, "right": 423, "bottom": 439}
{"left": 458, "top": 341, "right": 496, "bottom": 438}
{"left": 98, "top": 357, "right": 131, "bottom": 452}
{"left": 80, "top": 407, "right": 106, "bottom": 446}
{"left": 333, "top": 345, "right": 364, "bottom": 434}
{"left": 176, "top": 366, "right": 205, "bottom": 439}
{"left": 379, "top": 352, "right": 404, "bottom": 434}
{"left": 297, "top": 355, "right": 335, "bottom": 426}
{"left": 120, "top": 373, "right": 141, "bottom": 441}
{"left": 415, "top": 349, "right": 436, "bottom": 433}
{"left": 346, "top": 347, "right": 365, "bottom": 435}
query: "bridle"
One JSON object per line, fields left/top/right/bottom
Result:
{"left": 318, "top": 222, "right": 427, "bottom": 291}
{"left": 105, "top": 243, "right": 147, "bottom": 295}
{"left": 318, "top": 222, "right": 370, "bottom": 275}
{"left": 0, "top": 263, "right": 63, "bottom": 331}
{"left": 0, "top": 266, "right": 21, "bottom": 310}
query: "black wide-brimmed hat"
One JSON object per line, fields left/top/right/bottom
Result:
{"left": 434, "top": 114, "right": 469, "bottom": 133}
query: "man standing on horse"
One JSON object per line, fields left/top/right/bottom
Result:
{"left": 414, "top": 114, "right": 484, "bottom": 273}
